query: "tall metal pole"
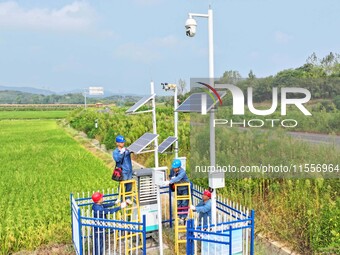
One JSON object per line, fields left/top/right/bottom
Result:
{"left": 84, "top": 90, "right": 87, "bottom": 109}
{"left": 151, "top": 81, "right": 159, "bottom": 167}
{"left": 188, "top": 7, "right": 217, "bottom": 225}
{"left": 151, "top": 81, "right": 162, "bottom": 254}
{"left": 174, "top": 86, "right": 179, "bottom": 158}
{"left": 207, "top": 7, "right": 217, "bottom": 226}
{"left": 156, "top": 184, "right": 163, "bottom": 255}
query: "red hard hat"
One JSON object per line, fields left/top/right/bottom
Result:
{"left": 203, "top": 190, "right": 211, "bottom": 198}
{"left": 92, "top": 192, "right": 103, "bottom": 203}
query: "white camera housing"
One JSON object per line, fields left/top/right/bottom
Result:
{"left": 185, "top": 18, "right": 197, "bottom": 37}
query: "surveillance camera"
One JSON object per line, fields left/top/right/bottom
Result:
{"left": 168, "top": 84, "right": 177, "bottom": 90}
{"left": 161, "top": 83, "right": 170, "bottom": 91}
{"left": 185, "top": 18, "right": 197, "bottom": 37}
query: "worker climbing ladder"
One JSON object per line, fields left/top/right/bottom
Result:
{"left": 117, "top": 179, "right": 143, "bottom": 254}
{"left": 174, "top": 182, "right": 193, "bottom": 255}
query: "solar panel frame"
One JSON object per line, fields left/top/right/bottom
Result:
{"left": 127, "top": 132, "right": 158, "bottom": 154}
{"left": 175, "top": 91, "right": 226, "bottom": 113}
{"left": 158, "top": 136, "right": 177, "bottom": 153}
{"left": 126, "top": 94, "right": 155, "bottom": 114}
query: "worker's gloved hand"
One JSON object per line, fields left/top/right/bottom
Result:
{"left": 120, "top": 202, "right": 127, "bottom": 209}
{"left": 115, "top": 199, "right": 121, "bottom": 205}
{"left": 190, "top": 205, "right": 196, "bottom": 211}
{"left": 120, "top": 147, "right": 126, "bottom": 154}
{"left": 163, "top": 180, "right": 170, "bottom": 186}
{"left": 126, "top": 199, "right": 132, "bottom": 205}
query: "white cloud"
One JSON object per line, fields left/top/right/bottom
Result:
{"left": 150, "top": 35, "right": 181, "bottom": 48}
{"left": 274, "top": 31, "right": 293, "bottom": 44}
{"left": 133, "top": 0, "right": 163, "bottom": 6}
{"left": 114, "top": 42, "right": 161, "bottom": 63}
{"left": 114, "top": 35, "right": 182, "bottom": 63}
{"left": 95, "top": 30, "right": 120, "bottom": 40}
{"left": 0, "top": 1, "right": 95, "bottom": 31}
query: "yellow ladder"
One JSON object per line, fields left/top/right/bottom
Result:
{"left": 174, "top": 182, "right": 193, "bottom": 255}
{"left": 117, "top": 179, "right": 143, "bottom": 253}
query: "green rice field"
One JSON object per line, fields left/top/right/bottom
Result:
{"left": 0, "top": 110, "right": 70, "bottom": 119}
{"left": 0, "top": 120, "right": 115, "bottom": 254}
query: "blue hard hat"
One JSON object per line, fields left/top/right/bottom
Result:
{"left": 172, "top": 159, "right": 182, "bottom": 169}
{"left": 116, "top": 135, "right": 125, "bottom": 143}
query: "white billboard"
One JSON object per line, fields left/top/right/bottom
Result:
{"left": 88, "top": 87, "right": 104, "bottom": 95}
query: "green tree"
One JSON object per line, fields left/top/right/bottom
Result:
{"left": 178, "top": 78, "right": 187, "bottom": 95}
{"left": 219, "top": 70, "right": 242, "bottom": 84}
{"left": 248, "top": 70, "right": 256, "bottom": 79}
{"left": 320, "top": 52, "right": 340, "bottom": 75}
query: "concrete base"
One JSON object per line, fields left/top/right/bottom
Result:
{"left": 256, "top": 234, "right": 300, "bottom": 255}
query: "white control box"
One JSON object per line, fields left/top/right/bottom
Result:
{"left": 209, "top": 171, "right": 225, "bottom": 189}
{"left": 152, "top": 167, "right": 167, "bottom": 186}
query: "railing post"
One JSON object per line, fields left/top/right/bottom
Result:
{"left": 70, "top": 194, "right": 74, "bottom": 243}
{"left": 78, "top": 207, "right": 83, "bottom": 255}
{"left": 229, "top": 225, "right": 233, "bottom": 255}
{"left": 250, "top": 210, "right": 255, "bottom": 255}
{"left": 186, "top": 218, "right": 194, "bottom": 255}
{"left": 169, "top": 186, "right": 173, "bottom": 228}
{"left": 190, "top": 182, "right": 193, "bottom": 203}
{"left": 142, "top": 214, "right": 147, "bottom": 255}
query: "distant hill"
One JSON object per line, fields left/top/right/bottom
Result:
{"left": 0, "top": 86, "right": 55, "bottom": 95}
{"left": 0, "top": 90, "right": 42, "bottom": 104}
{"left": 0, "top": 90, "right": 148, "bottom": 105}
{"left": 0, "top": 90, "right": 85, "bottom": 104}
{"left": 0, "top": 86, "right": 144, "bottom": 97}
{"left": 57, "top": 89, "right": 144, "bottom": 97}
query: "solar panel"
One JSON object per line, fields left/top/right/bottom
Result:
{"left": 175, "top": 91, "right": 226, "bottom": 113}
{"left": 127, "top": 133, "right": 158, "bottom": 154}
{"left": 126, "top": 94, "right": 155, "bottom": 114}
{"left": 158, "top": 136, "right": 177, "bottom": 153}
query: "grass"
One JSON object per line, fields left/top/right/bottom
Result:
{"left": 190, "top": 126, "right": 340, "bottom": 253}
{"left": 0, "top": 111, "right": 70, "bottom": 119}
{"left": 0, "top": 120, "right": 116, "bottom": 254}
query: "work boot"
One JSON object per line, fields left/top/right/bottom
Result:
{"left": 179, "top": 218, "right": 185, "bottom": 225}
{"left": 126, "top": 199, "right": 133, "bottom": 205}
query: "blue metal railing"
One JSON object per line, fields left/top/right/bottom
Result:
{"left": 185, "top": 185, "right": 255, "bottom": 255}
{"left": 71, "top": 183, "right": 255, "bottom": 255}
{"left": 70, "top": 193, "right": 147, "bottom": 255}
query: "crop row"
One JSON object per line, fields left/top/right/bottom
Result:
{"left": 0, "top": 104, "right": 84, "bottom": 111}
{"left": 0, "top": 110, "right": 71, "bottom": 119}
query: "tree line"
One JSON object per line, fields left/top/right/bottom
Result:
{"left": 0, "top": 91, "right": 145, "bottom": 105}
{"left": 217, "top": 52, "right": 340, "bottom": 103}
{"left": 1, "top": 52, "right": 339, "bottom": 106}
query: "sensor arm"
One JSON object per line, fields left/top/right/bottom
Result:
{"left": 188, "top": 13, "right": 209, "bottom": 19}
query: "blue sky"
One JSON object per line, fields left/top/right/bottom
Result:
{"left": 0, "top": 0, "right": 339, "bottom": 95}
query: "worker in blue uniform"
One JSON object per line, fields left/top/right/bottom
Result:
{"left": 190, "top": 190, "right": 212, "bottom": 228}
{"left": 164, "top": 159, "right": 190, "bottom": 224}
{"left": 92, "top": 192, "right": 127, "bottom": 255}
{"left": 113, "top": 135, "right": 133, "bottom": 193}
